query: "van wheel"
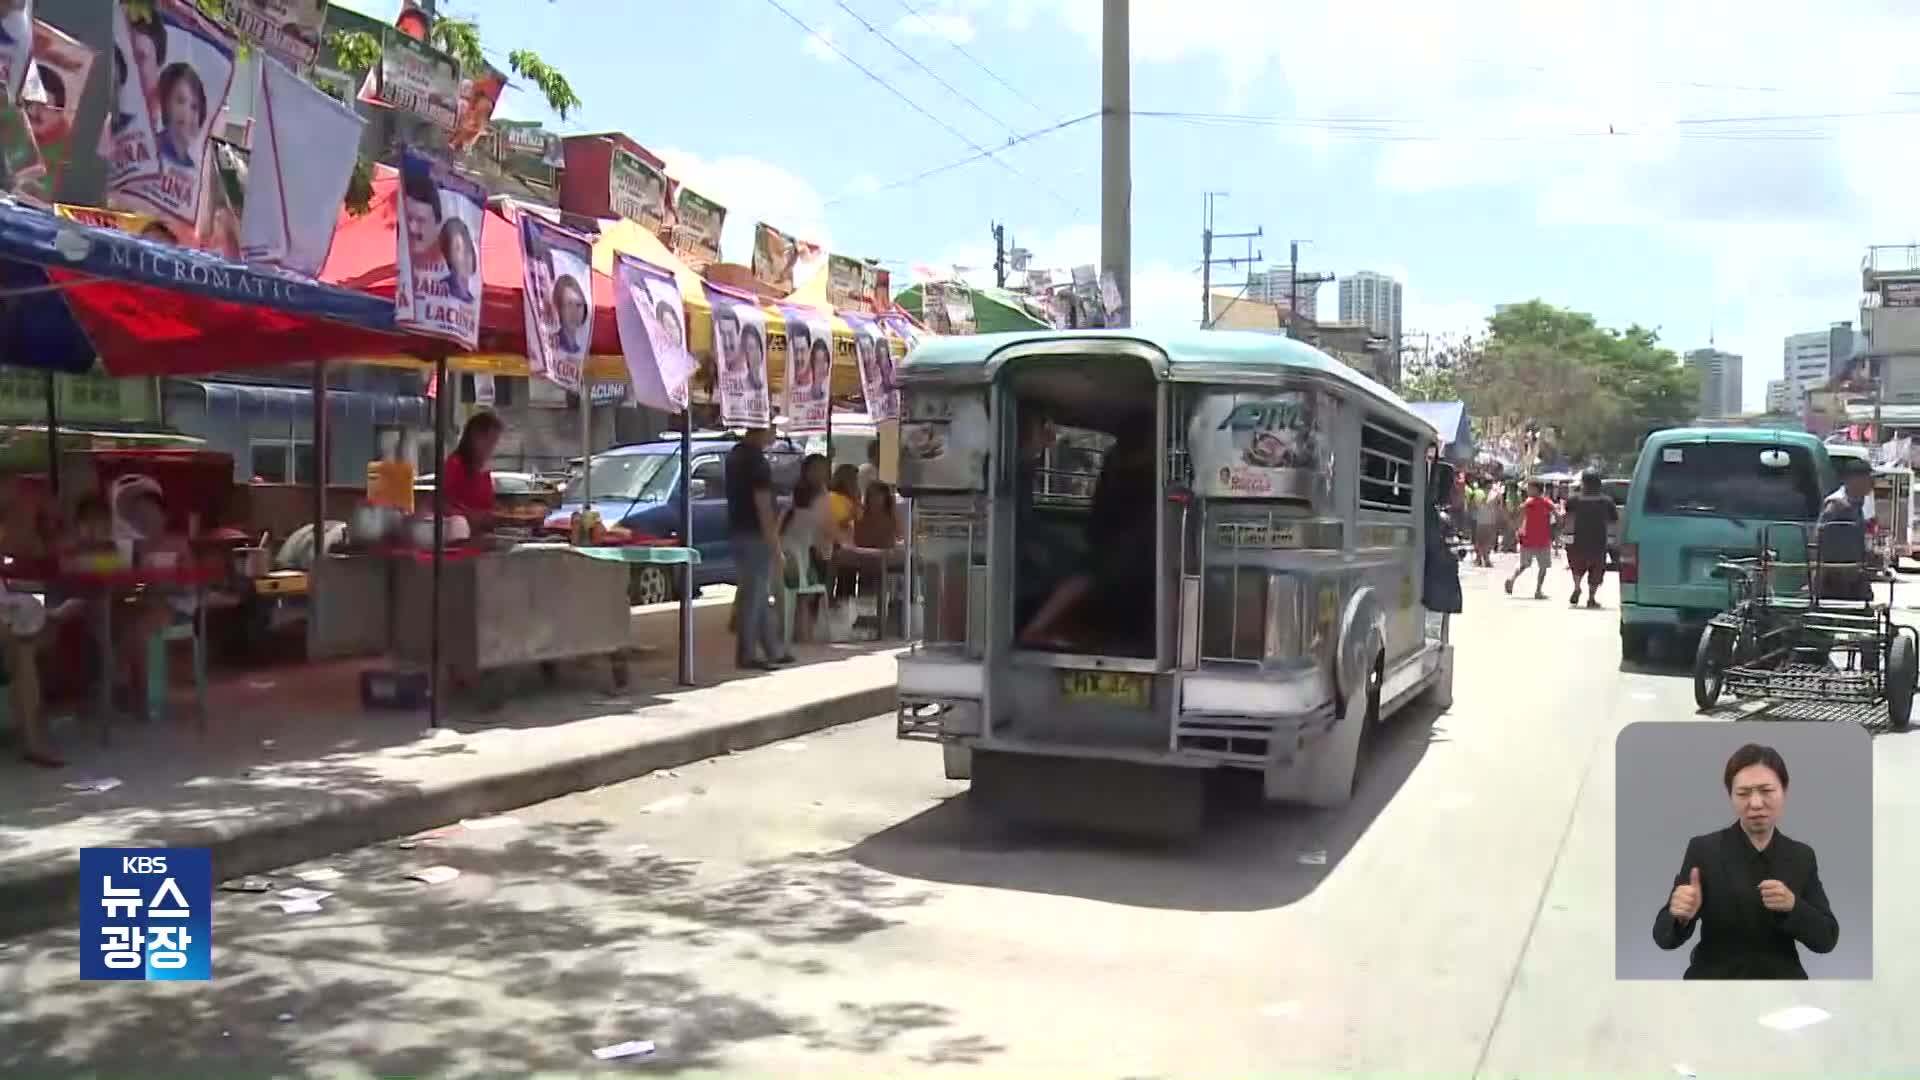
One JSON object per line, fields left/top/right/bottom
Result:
{"left": 629, "top": 565, "right": 676, "bottom": 606}
{"left": 1621, "top": 626, "right": 1650, "bottom": 664}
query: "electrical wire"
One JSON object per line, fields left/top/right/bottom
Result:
{"left": 832, "top": 0, "right": 1022, "bottom": 140}
{"left": 1134, "top": 108, "right": 1917, "bottom": 142}
{"left": 887, "top": 0, "right": 1054, "bottom": 119}
{"left": 823, "top": 110, "right": 1101, "bottom": 205}
{"left": 756, "top": 0, "right": 1080, "bottom": 210}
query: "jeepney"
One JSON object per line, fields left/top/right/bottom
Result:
{"left": 894, "top": 329, "right": 1456, "bottom": 830}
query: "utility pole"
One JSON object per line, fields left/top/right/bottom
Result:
{"left": 1199, "top": 194, "right": 1262, "bottom": 329}
{"left": 991, "top": 222, "right": 1007, "bottom": 289}
{"left": 1100, "top": 0, "right": 1129, "bottom": 327}
{"left": 1284, "top": 240, "right": 1333, "bottom": 339}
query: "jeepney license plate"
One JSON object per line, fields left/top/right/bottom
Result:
{"left": 1060, "top": 671, "right": 1150, "bottom": 707}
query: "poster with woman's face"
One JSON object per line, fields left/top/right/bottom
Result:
{"left": 520, "top": 214, "right": 593, "bottom": 394}
{"left": 705, "top": 284, "right": 769, "bottom": 428}
{"left": 613, "top": 253, "right": 695, "bottom": 413}
{"left": 0, "top": 0, "right": 32, "bottom": 102}
{"left": 394, "top": 146, "right": 484, "bottom": 349}
{"left": 105, "top": 0, "right": 234, "bottom": 232}
{"left": 14, "top": 22, "right": 96, "bottom": 205}
{"left": 100, "top": 4, "right": 159, "bottom": 190}
{"left": 845, "top": 313, "right": 898, "bottom": 422}
{"left": 778, "top": 305, "right": 831, "bottom": 434}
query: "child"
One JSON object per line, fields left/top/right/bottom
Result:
{"left": 111, "top": 478, "right": 197, "bottom": 721}
{"left": 1505, "top": 480, "right": 1557, "bottom": 600}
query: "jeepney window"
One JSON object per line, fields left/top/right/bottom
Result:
{"left": 899, "top": 388, "right": 990, "bottom": 493}
{"left": 1359, "top": 418, "right": 1418, "bottom": 515}
{"left": 1186, "top": 388, "right": 1332, "bottom": 505}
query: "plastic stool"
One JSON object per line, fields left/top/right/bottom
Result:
{"left": 779, "top": 556, "right": 830, "bottom": 645}
{"left": 146, "top": 618, "right": 208, "bottom": 731}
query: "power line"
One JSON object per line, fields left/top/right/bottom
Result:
{"left": 832, "top": 0, "right": 1021, "bottom": 139}
{"left": 887, "top": 0, "right": 1053, "bottom": 118}
{"left": 1133, "top": 108, "right": 1920, "bottom": 142}
{"left": 755, "top": 0, "right": 1079, "bottom": 210}
{"left": 823, "top": 110, "right": 1100, "bottom": 205}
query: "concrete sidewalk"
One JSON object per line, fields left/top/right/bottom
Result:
{"left": 0, "top": 594, "right": 900, "bottom": 938}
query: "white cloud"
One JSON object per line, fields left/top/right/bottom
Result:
{"left": 653, "top": 148, "right": 832, "bottom": 261}
{"left": 894, "top": 12, "right": 976, "bottom": 43}
{"left": 802, "top": 26, "right": 842, "bottom": 64}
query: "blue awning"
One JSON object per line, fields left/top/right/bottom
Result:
{"left": 174, "top": 380, "right": 431, "bottom": 428}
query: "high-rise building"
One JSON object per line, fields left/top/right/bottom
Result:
{"left": 1245, "top": 268, "right": 1320, "bottom": 321}
{"left": 1686, "top": 348, "right": 1745, "bottom": 418}
{"left": 1765, "top": 378, "right": 1794, "bottom": 414}
{"left": 1338, "top": 272, "right": 1403, "bottom": 350}
{"left": 1779, "top": 322, "right": 1860, "bottom": 411}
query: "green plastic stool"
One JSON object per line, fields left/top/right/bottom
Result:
{"left": 145, "top": 618, "right": 208, "bottom": 732}
{"left": 779, "top": 555, "right": 830, "bottom": 646}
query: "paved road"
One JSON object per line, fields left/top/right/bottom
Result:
{"left": 5, "top": 564, "right": 1919, "bottom": 1078}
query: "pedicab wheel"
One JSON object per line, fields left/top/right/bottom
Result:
{"left": 1694, "top": 626, "right": 1729, "bottom": 712}
{"left": 1886, "top": 633, "right": 1917, "bottom": 732}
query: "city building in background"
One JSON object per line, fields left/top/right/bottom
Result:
{"left": 1339, "top": 271, "right": 1404, "bottom": 388}
{"left": 1778, "top": 322, "right": 1862, "bottom": 413}
{"left": 1766, "top": 378, "right": 1794, "bottom": 414}
{"left": 1245, "top": 268, "right": 1320, "bottom": 321}
{"left": 1686, "top": 348, "right": 1744, "bottom": 418}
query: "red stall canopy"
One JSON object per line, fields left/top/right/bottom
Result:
{"left": 319, "top": 168, "right": 622, "bottom": 357}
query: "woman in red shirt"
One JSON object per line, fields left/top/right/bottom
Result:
{"left": 441, "top": 412, "right": 504, "bottom": 533}
{"left": 1504, "top": 480, "right": 1557, "bottom": 600}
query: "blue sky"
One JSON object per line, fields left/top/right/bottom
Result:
{"left": 348, "top": 0, "right": 1920, "bottom": 412}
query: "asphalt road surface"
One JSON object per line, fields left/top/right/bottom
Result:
{"left": 5, "top": 563, "right": 1919, "bottom": 1078}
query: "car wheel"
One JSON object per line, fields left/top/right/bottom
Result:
{"left": 628, "top": 565, "right": 675, "bottom": 606}
{"left": 1886, "top": 633, "right": 1917, "bottom": 732}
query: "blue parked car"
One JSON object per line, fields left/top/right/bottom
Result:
{"left": 544, "top": 432, "right": 805, "bottom": 605}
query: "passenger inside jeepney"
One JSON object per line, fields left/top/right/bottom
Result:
{"left": 1018, "top": 416, "right": 1158, "bottom": 655}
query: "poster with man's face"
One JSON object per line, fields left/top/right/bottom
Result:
{"left": 521, "top": 214, "right": 593, "bottom": 394}
{"left": 779, "top": 305, "right": 832, "bottom": 434}
{"left": 394, "top": 146, "right": 484, "bottom": 349}
{"left": 706, "top": 283, "right": 769, "bottom": 428}
{"left": 11, "top": 21, "right": 96, "bottom": 205}
{"left": 0, "top": 0, "right": 31, "bottom": 103}
{"left": 100, "top": 3, "right": 159, "bottom": 190}
{"left": 106, "top": 0, "right": 236, "bottom": 233}
{"left": 845, "top": 313, "right": 898, "bottom": 422}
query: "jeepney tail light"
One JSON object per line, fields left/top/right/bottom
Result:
{"left": 1619, "top": 542, "right": 1639, "bottom": 584}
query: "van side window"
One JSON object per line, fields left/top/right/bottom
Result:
{"left": 1360, "top": 419, "right": 1417, "bottom": 515}
{"left": 690, "top": 457, "right": 723, "bottom": 492}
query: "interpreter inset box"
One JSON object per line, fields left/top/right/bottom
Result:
{"left": 1614, "top": 721, "right": 1871, "bottom": 980}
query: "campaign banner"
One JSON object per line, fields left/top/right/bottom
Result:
{"left": 369, "top": 22, "right": 457, "bottom": 128}
{"left": 101, "top": 3, "right": 162, "bottom": 192}
{"left": 845, "top": 312, "right": 898, "bottom": 421}
{"left": 870, "top": 266, "right": 892, "bottom": 313}
{"left": 589, "top": 381, "right": 628, "bottom": 406}
{"left": 239, "top": 54, "right": 363, "bottom": 275}
{"left": 394, "top": 147, "right": 485, "bottom": 349}
{"left": 610, "top": 144, "right": 670, "bottom": 234}
{"left": 107, "top": 0, "right": 238, "bottom": 232}
{"left": 827, "top": 254, "right": 873, "bottom": 313}
{"left": 0, "top": 0, "right": 30, "bottom": 102}
{"left": 0, "top": 96, "right": 39, "bottom": 197}
{"left": 226, "top": 0, "right": 327, "bottom": 69}
{"left": 13, "top": 20, "right": 97, "bottom": 204}
{"left": 449, "top": 63, "right": 505, "bottom": 153}
{"left": 79, "top": 847, "right": 212, "bottom": 981}
{"left": 613, "top": 252, "right": 695, "bottom": 413}
{"left": 706, "top": 282, "right": 769, "bottom": 428}
{"left": 752, "top": 223, "right": 825, "bottom": 295}
{"left": 879, "top": 312, "right": 924, "bottom": 351}
{"left": 520, "top": 213, "right": 594, "bottom": 394}
{"left": 780, "top": 304, "right": 832, "bottom": 434}
{"left": 672, "top": 187, "right": 725, "bottom": 271}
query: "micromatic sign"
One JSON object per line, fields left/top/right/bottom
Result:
{"left": 107, "top": 242, "right": 309, "bottom": 306}
{"left": 1217, "top": 398, "right": 1306, "bottom": 433}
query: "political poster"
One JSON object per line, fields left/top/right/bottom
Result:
{"left": 13, "top": 20, "right": 96, "bottom": 204}
{"left": 610, "top": 145, "right": 670, "bottom": 234}
{"left": 0, "top": 0, "right": 30, "bottom": 103}
{"left": 671, "top": 186, "right": 725, "bottom": 271}
{"left": 448, "top": 63, "right": 505, "bottom": 153}
{"left": 0, "top": 97, "right": 39, "bottom": 198}
{"left": 827, "top": 254, "right": 873, "bottom": 312}
{"left": 240, "top": 54, "right": 363, "bottom": 273}
{"left": 520, "top": 213, "right": 594, "bottom": 394}
{"left": 225, "top": 0, "right": 328, "bottom": 69}
{"left": 845, "top": 312, "right": 898, "bottom": 421}
{"left": 780, "top": 304, "right": 832, "bottom": 434}
{"left": 107, "top": 0, "right": 238, "bottom": 232}
{"left": 880, "top": 312, "right": 925, "bottom": 351}
{"left": 394, "top": 147, "right": 485, "bottom": 349}
{"left": 752, "top": 223, "right": 825, "bottom": 295}
{"left": 613, "top": 253, "right": 695, "bottom": 413}
{"left": 367, "top": 21, "right": 457, "bottom": 128}
{"left": 706, "top": 282, "right": 770, "bottom": 428}
{"left": 100, "top": 3, "right": 162, "bottom": 193}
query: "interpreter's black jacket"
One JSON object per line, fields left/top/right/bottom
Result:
{"left": 1652, "top": 822, "right": 1838, "bottom": 979}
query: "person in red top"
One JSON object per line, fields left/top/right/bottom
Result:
{"left": 1505, "top": 479, "right": 1557, "bottom": 600}
{"left": 441, "top": 411, "right": 504, "bottom": 533}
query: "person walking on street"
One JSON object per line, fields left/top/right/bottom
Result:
{"left": 1506, "top": 480, "right": 1556, "bottom": 599}
{"left": 1564, "top": 469, "right": 1618, "bottom": 608}
{"left": 726, "top": 428, "right": 793, "bottom": 670}
{"left": 1469, "top": 480, "right": 1497, "bottom": 567}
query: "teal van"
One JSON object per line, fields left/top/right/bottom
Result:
{"left": 1618, "top": 427, "right": 1834, "bottom": 661}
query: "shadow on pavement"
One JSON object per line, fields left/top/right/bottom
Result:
{"left": 1, "top": 812, "right": 1001, "bottom": 1077}
{"left": 846, "top": 699, "right": 1447, "bottom": 913}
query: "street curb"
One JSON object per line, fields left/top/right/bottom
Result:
{"left": 0, "top": 681, "right": 896, "bottom": 940}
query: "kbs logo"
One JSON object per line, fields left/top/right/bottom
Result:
{"left": 79, "top": 848, "right": 212, "bottom": 981}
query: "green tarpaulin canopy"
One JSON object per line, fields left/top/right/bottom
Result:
{"left": 895, "top": 283, "right": 1052, "bottom": 334}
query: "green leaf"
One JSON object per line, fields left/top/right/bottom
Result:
{"left": 430, "top": 16, "right": 487, "bottom": 76}
{"left": 507, "top": 50, "right": 582, "bottom": 119}
{"left": 327, "top": 29, "right": 381, "bottom": 75}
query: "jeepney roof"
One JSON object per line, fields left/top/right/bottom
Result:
{"left": 899, "top": 328, "right": 1431, "bottom": 431}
